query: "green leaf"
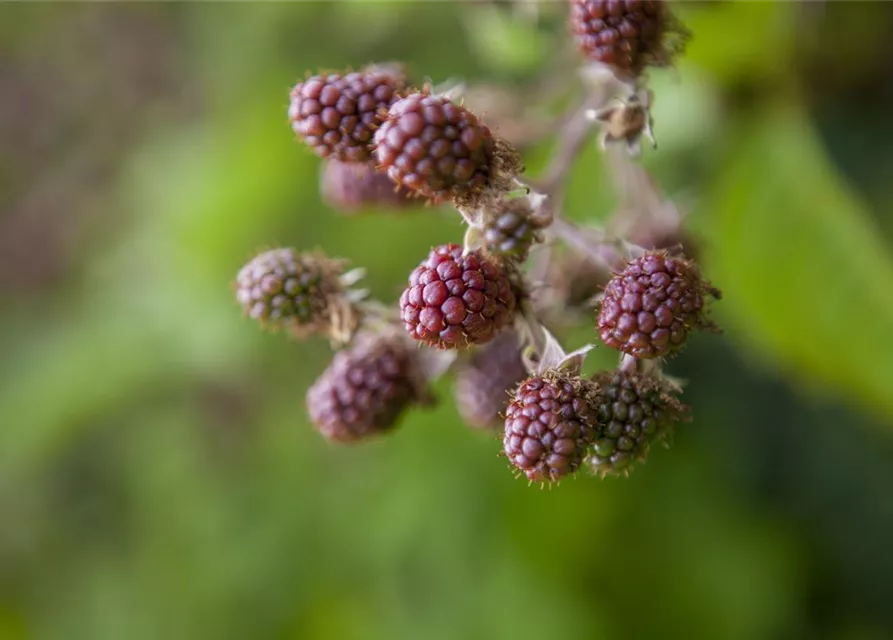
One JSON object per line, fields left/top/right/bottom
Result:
{"left": 462, "top": 4, "right": 548, "bottom": 75}
{"left": 700, "top": 106, "right": 893, "bottom": 422}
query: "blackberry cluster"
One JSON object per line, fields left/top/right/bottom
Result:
{"left": 588, "top": 371, "right": 686, "bottom": 476}
{"left": 503, "top": 371, "right": 600, "bottom": 483}
{"left": 234, "top": 0, "right": 719, "bottom": 490}
{"left": 289, "top": 69, "right": 403, "bottom": 162}
{"left": 482, "top": 197, "right": 549, "bottom": 260}
{"left": 400, "top": 244, "right": 516, "bottom": 349}
{"left": 306, "top": 334, "right": 426, "bottom": 442}
{"left": 373, "top": 93, "right": 499, "bottom": 204}
{"left": 321, "top": 160, "right": 413, "bottom": 213}
{"left": 454, "top": 330, "right": 528, "bottom": 429}
{"left": 597, "top": 251, "right": 719, "bottom": 358}
{"left": 235, "top": 248, "right": 342, "bottom": 336}
{"left": 569, "top": 0, "right": 679, "bottom": 75}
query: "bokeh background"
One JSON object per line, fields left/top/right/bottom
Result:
{"left": 2, "top": 2, "right": 893, "bottom": 639}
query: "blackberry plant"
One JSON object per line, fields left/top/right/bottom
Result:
{"left": 234, "top": 0, "right": 721, "bottom": 486}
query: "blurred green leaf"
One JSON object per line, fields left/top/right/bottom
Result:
{"left": 701, "top": 106, "right": 893, "bottom": 422}
{"left": 679, "top": 2, "right": 796, "bottom": 84}
{"left": 462, "top": 4, "right": 548, "bottom": 75}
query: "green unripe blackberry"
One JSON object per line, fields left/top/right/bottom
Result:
{"left": 235, "top": 248, "right": 344, "bottom": 336}
{"left": 503, "top": 370, "right": 600, "bottom": 483}
{"left": 587, "top": 371, "right": 687, "bottom": 476}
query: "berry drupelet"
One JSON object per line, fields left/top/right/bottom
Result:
{"left": 587, "top": 371, "right": 686, "bottom": 476}
{"left": 235, "top": 248, "right": 344, "bottom": 337}
{"left": 454, "top": 330, "right": 528, "bottom": 429}
{"left": 306, "top": 334, "right": 428, "bottom": 443}
{"left": 289, "top": 69, "right": 404, "bottom": 162}
{"left": 400, "top": 243, "right": 516, "bottom": 349}
{"left": 597, "top": 251, "right": 719, "bottom": 358}
{"left": 503, "top": 371, "right": 600, "bottom": 483}
{"left": 569, "top": 0, "right": 685, "bottom": 76}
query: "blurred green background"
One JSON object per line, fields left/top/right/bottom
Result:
{"left": 2, "top": 2, "right": 893, "bottom": 639}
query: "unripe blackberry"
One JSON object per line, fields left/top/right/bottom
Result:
{"left": 587, "top": 371, "right": 687, "bottom": 476}
{"left": 400, "top": 244, "right": 516, "bottom": 349}
{"left": 320, "top": 160, "right": 413, "bottom": 212}
{"left": 374, "top": 92, "right": 520, "bottom": 205}
{"left": 289, "top": 69, "right": 403, "bottom": 162}
{"left": 503, "top": 371, "right": 600, "bottom": 483}
{"left": 597, "top": 251, "right": 720, "bottom": 358}
{"left": 306, "top": 334, "right": 427, "bottom": 443}
{"left": 235, "top": 248, "right": 343, "bottom": 336}
{"left": 454, "top": 330, "right": 528, "bottom": 429}
{"left": 482, "top": 197, "right": 549, "bottom": 260}
{"left": 569, "top": 0, "right": 685, "bottom": 76}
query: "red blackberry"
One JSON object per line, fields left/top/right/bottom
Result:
{"left": 454, "top": 330, "right": 528, "bottom": 429}
{"left": 306, "top": 334, "right": 428, "bottom": 443}
{"left": 569, "top": 0, "right": 686, "bottom": 76}
{"left": 320, "top": 159, "right": 413, "bottom": 212}
{"left": 503, "top": 371, "right": 600, "bottom": 483}
{"left": 289, "top": 69, "right": 404, "bottom": 162}
{"left": 482, "top": 197, "right": 549, "bottom": 260}
{"left": 597, "top": 251, "right": 720, "bottom": 358}
{"left": 373, "top": 92, "right": 520, "bottom": 205}
{"left": 400, "top": 244, "right": 517, "bottom": 349}
{"left": 587, "top": 371, "right": 687, "bottom": 476}
{"left": 235, "top": 248, "right": 343, "bottom": 336}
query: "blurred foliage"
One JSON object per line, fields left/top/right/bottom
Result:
{"left": 1, "top": 2, "right": 893, "bottom": 640}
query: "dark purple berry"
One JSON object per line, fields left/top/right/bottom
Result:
{"left": 289, "top": 69, "right": 404, "bottom": 162}
{"left": 597, "top": 251, "right": 720, "bottom": 359}
{"left": 454, "top": 330, "right": 528, "bottom": 429}
{"left": 400, "top": 244, "right": 516, "bottom": 349}
{"left": 587, "top": 371, "right": 687, "bottom": 476}
{"left": 569, "top": 0, "right": 687, "bottom": 76}
{"left": 503, "top": 371, "right": 600, "bottom": 483}
{"left": 306, "top": 334, "right": 427, "bottom": 443}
